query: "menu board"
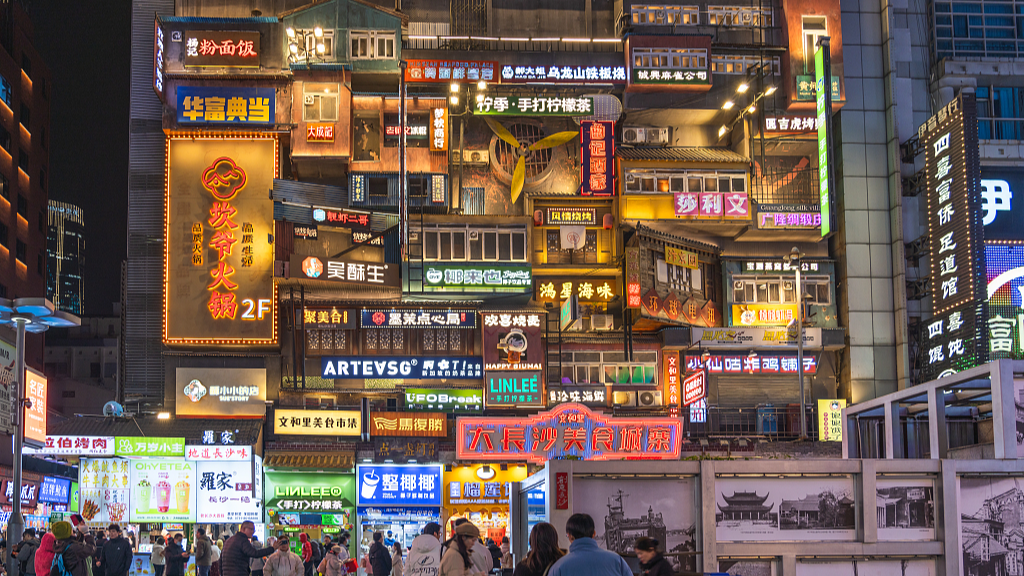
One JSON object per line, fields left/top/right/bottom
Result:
{"left": 129, "top": 459, "right": 197, "bottom": 523}
{"left": 79, "top": 458, "right": 130, "bottom": 524}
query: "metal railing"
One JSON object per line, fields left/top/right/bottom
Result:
{"left": 751, "top": 165, "right": 820, "bottom": 206}
{"left": 686, "top": 404, "right": 818, "bottom": 440}
{"left": 978, "top": 117, "right": 1024, "bottom": 140}
{"left": 852, "top": 417, "right": 979, "bottom": 458}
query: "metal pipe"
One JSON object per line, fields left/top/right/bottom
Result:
{"left": 796, "top": 262, "right": 807, "bottom": 440}
{"left": 7, "top": 318, "right": 27, "bottom": 576}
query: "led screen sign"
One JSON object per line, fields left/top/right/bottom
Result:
{"left": 474, "top": 96, "right": 594, "bottom": 116}
{"left": 581, "top": 121, "right": 614, "bottom": 196}
{"left": 356, "top": 465, "right": 442, "bottom": 507}
{"left": 404, "top": 60, "right": 497, "bottom": 83}
{"left": 981, "top": 168, "right": 1024, "bottom": 240}
{"left": 423, "top": 263, "right": 531, "bottom": 291}
{"left": 183, "top": 31, "right": 260, "bottom": 67}
{"left": 500, "top": 64, "right": 626, "bottom": 84}
{"left": 174, "top": 367, "right": 266, "bottom": 418}
{"left": 321, "top": 356, "right": 483, "bottom": 380}
{"left": 176, "top": 87, "right": 274, "bottom": 125}
{"left": 164, "top": 137, "right": 278, "bottom": 345}
{"left": 455, "top": 403, "right": 681, "bottom": 464}
{"left": 816, "top": 41, "right": 835, "bottom": 237}
{"left": 482, "top": 310, "right": 545, "bottom": 407}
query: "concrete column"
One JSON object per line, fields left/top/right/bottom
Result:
{"left": 781, "top": 554, "right": 796, "bottom": 576}
{"left": 991, "top": 359, "right": 1016, "bottom": 459}
{"left": 927, "top": 387, "right": 947, "bottom": 459}
{"left": 939, "top": 460, "right": 959, "bottom": 576}
{"left": 700, "top": 460, "right": 717, "bottom": 573}
{"left": 862, "top": 459, "right": 878, "bottom": 543}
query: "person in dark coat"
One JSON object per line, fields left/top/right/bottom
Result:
{"left": 485, "top": 539, "right": 500, "bottom": 571}
{"left": 512, "top": 523, "right": 564, "bottom": 576}
{"left": 50, "top": 521, "right": 96, "bottom": 576}
{"left": 164, "top": 534, "right": 190, "bottom": 576}
{"left": 220, "top": 522, "right": 274, "bottom": 576}
{"left": 16, "top": 529, "right": 39, "bottom": 576}
{"left": 633, "top": 538, "right": 672, "bottom": 576}
{"left": 367, "top": 532, "right": 391, "bottom": 576}
{"left": 100, "top": 525, "right": 133, "bottom": 576}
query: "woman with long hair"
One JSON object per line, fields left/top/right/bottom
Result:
{"left": 440, "top": 523, "right": 483, "bottom": 576}
{"left": 634, "top": 537, "right": 672, "bottom": 576}
{"left": 512, "top": 523, "right": 564, "bottom": 576}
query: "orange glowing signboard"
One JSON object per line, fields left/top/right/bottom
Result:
{"left": 663, "top": 350, "right": 680, "bottom": 410}
{"left": 164, "top": 136, "right": 278, "bottom": 345}
{"left": 306, "top": 123, "right": 335, "bottom": 143}
{"left": 24, "top": 368, "right": 46, "bottom": 448}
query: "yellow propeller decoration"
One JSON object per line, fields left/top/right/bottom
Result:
{"left": 483, "top": 118, "right": 580, "bottom": 204}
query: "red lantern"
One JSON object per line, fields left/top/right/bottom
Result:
{"left": 534, "top": 210, "right": 543, "bottom": 226}
{"left": 603, "top": 213, "right": 614, "bottom": 230}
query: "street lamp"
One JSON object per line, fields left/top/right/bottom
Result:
{"left": 782, "top": 247, "right": 809, "bottom": 441}
{"left": 287, "top": 26, "right": 328, "bottom": 64}
{"left": 0, "top": 297, "right": 80, "bottom": 576}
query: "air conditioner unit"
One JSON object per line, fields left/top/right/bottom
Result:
{"left": 783, "top": 280, "right": 794, "bottom": 291}
{"left": 592, "top": 314, "right": 614, "bottom": 331}
{"left": 646, "top": 127, "right": 670, "bottom": 145}
{"left": 733, "top": 280, "right": 744, "bottom": 290}
{"left": 452, "top": 149, "right": 490, "bottom": 165}
{"left": 612, "top": 391, "right": 637, "bottom": 407}
{"left": 637, "top": 390, "right": 663, "bottom": 407}
{"left": 304, "top": 94, "right": 315, "bottom": 105}
{"left": 468, "top": 230, "right": 479, "bottom": 240}
{"left": 623, "top": 127, "right": 646, "bottom": 144}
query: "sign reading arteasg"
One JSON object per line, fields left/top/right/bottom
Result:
{"left": 183, "top": 31, "right": 260, "bottom": 68}
{"left": 321, "top": 356, "right": 483, "bottom": 380}
{"left": 456, "top": 403, "right": 681, "bottom": 464}
{"left": 274, "top": 409, "right": 362, "bottom": 436}
{"left": 176, "top": 87, "right": 274, "bottom": 125}
{"left": 175, "top": 367, "right": 266, "bottom": 418}
{"left": 501, "top": 64, "right": 626, "bottom": 84}
{"left": 357, "top": 465, "right": 442, "bottom": 507}
{"left": 164, "top": 137, "right": 277, "bottom": 345}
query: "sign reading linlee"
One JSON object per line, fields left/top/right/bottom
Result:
{"left": 482, "top": 310, "right": 544, "bottom": 407}
{"left": 485, "top": 372, "right": 542, "bottom": 408}
{"left": 274, "top": 409, "right": 362, "bottom": 436}
{"left": 456, "top": 403, "right": 681, "bottom": 464}
{"left": 291, "top": 254, "right": 399, "bottom": 287}
{"left": 184, "top": 31, "right": 260, "bottom": 67}
{"left": 370, "top": 412, "right": 447, "bottom": 437}
{"left": 321, "top": 356, "right": 483, "bottom": 380}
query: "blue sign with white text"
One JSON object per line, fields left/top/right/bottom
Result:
{"left": 39, "top": 476, "right": 71, "bottom": 504}
{"left": 176, "top": 86, "right": 275, "bottom": 125}
{"left": 356, "top": 465, "right": 442, "bottom": 507}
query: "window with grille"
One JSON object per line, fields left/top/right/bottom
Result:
{"left": 303, "top": 83, "right": 339, "bottom": 122}
{"left": 420, "top": 226, "right": 528, "bottom": 262}
{"left": 556, "top": 351, "right": 659, "bottom": 386}
{"left": 731, "top": 275, "right": 831, "bottom": 305}
{"left": 624, "top": 168, "right": 746, "bottom": 195}
{"left": 631, "top": 5, "right": 700, "bottom": 25}
{"left": 350, "top": 30, "right": 395, "bottom": 60}
{"left": 711, "top": 55, "right": 780, "bottom": 75}
{"left": 632, "top": 47, "right": 707, "bottom": 70}
{"left": 707, "top": 5, "right": 772, "bottom": 26}
{"left": 363, "top": 329, "right": 405, "bottom": 353}
{"left": 302, "top": 29, "right": 335, "bottom": 60}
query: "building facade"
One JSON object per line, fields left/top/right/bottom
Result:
{"left": 46, "top": 200, "right": 84, "bottom": 315}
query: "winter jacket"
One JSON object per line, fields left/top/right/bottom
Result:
{"left": 220, "top": 532, "right": 274, "bottom": 576}
{"left": 163, "top": 542, "right": 189, "bottom": 576}
{"left": 194, "top": 536, "right": 213, "bottom": 567}
{"left": 210, "top": 544, "right": 221, "bottom": 563}
{"left": 546, "top": 539, "right": 631, "bottom": 576}
{"left": 368, "top": 543, "right": 392, "bottom": 576}
{"left": 499, "top": 545, "right": 512, "bottom": 571}
{"left": 264, "top": 551, "right": 304, "bottom": 576}
{"left": 468, "top": 543, "right": 491, "bottom": 576}
{"left": 51, "top": 535, "right": 97, "bottom": 576}
{"left": 35, "top": 533, "right": 56, "bottom": 576}
{"left": 317, "top": 552, "right": 343, "bottom": 576}
{"left": 100, "top": 536, "right": 133, "bottom": 576}
{"left": 17, "top": 537, "right": 39, "bottom": 575}
{"left": 151, "top": 544, "right": 165, "bottom": 566}
{"left": 638, "top": 554, "right": 672, "bottom": 576}
{"left": 390, "top": 552, "right": 403, "bottom": 576}
{"left": 404, "top": 534, "right": 441, "bottom": 576}
{"left": 439, "top": 547, "right": 480, "bottom": 576}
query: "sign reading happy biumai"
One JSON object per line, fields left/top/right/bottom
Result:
{"left": 164, "top": 137, "right": 278, "bottom": 345}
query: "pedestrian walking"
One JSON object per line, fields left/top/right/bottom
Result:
{"left": 151, "top": 537, "right": 165, "bottom": 576}
{"left": 263, "top": 539, "right": 302, "bottom": 576}
{"left": 316, "top": 546, "right": 343, "bottom": 576}
{"left": 16, "top": 529, "right": 39, "bottom": 576}
{"left": 484, "top": 540, "right": 499, "bottom": 572}
{"left": 35, "top": 530, "right": 55, "bottom": 576}
{"left": 511, "top": 523, "right": 563, "bottom": 576}
{"left": 498, "top": 538, "right": 512, "bottom": 572}
{"left": 440, "top": 523, "right": 484, "bottom": 576}
{"left": 210, "top": 538, "right": 222, "bottom": 576}
{"left": 193, "top": 528, "right": 213, "bottom": 576}
{"left": 404, "top": 523, "right": 441, "bottom": 576}
{"left": 298, "top": 535, "right": 312, "bottom": 576}
{"left": 633, "top": 538, "right": 671, "bottom": 576}
{"left": 49, "top": 521, "right": 96, "bottom": 576}
{"left": 249, "top": 539, "right": 266, "bottom": 576}
{"left": 368, "top": 533, "right": 391, "bottom": 576}
{"left": 546, "top": 515, "right": 631, "bottom": 576}
{"left": 390, "top": 542, "right": 403, "bottom": 576}
{"left": 163, "top": 535, "right": 189, "bottom": 576}
{"left": 221, "top": 522, "right": 274, "bottom": 576}
{"left": 99, "top": 525, "right": 132, "bottom": 576}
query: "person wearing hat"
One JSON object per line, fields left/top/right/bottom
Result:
{"left": 50, "top": 521, "right": 96, "bottom": 576}
{"left": 440, "top": 523, "right": 485, "bottom": 576}
{"left": 316, "top": 545, "right": 344, "bottom": 576}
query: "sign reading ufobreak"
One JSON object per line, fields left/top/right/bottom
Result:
{"left": 456, "top": 403, "right": 681, "bottom": 464}
{"left": 404, "top": 389, "right": 483, "bottom": 413}
{"left": 164, "top": 137, "right": 278, "bottom": 345}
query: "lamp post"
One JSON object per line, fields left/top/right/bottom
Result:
{"left": 0, "top": 297, "right": 80, "bottom": 576}
{"left": 286, "top": 26, "right": 327, "bottom": 64}
{"left": 783, "top": 248, "right": 808, "bottom": 441}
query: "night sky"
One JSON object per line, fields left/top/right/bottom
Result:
{"left": 29, "top": 0, "right": 131, "bottom": 316}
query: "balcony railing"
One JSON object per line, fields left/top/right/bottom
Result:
{"left": 851, "top": 417, "right": 978, "bottom": 458}
{"left": 978, "top": 116, "right": 1024, "bottom": 140}
{"left": 751, "top": 165, "right": 820, "bottom": 206}
{"left": 686, "top": 404, "right": 818, "bottom": 441}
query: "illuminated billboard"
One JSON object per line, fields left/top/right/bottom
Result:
{"left": 164, "top": 136, "right": 278, "bottom": 345}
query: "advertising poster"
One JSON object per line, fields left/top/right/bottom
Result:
{"left": 876, "top": 478, "right": 935, "bottom": 541}
{"left": 175, "top": 367, "right": 267, "bottom": 418}
{"left": 959, "top": 476, "right": 1024, "bottom": 576}
{"left": 572, "top": 477, "right": 696, "bottom": 575}
{"left": 715, "top": 476, "right": 856, "bottom": 541}
{"left": 197, "top": 460, "right": 260, "bottom": 522}
{"left": 70, "top": 481, "right": 79, "bottom": 512}
{"left": 482, "top": 311, "right": 544, "bottom": 408}
{"left": 356, "top": 464, "right": 442, "bottom": 507}
{"left": 129, "top": 459, "right": 197, "bottom": 523}
{"left": 79, "top": 458, "right": 130, "bottom": 524}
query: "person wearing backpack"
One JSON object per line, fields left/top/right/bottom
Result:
{"left": 49, "top": 521, "right": 96, "bottom": 576}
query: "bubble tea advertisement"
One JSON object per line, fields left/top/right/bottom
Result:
{"left": 129, "top": 459, "right": 197, "bottom": 523}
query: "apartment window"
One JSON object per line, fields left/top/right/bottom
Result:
{"left": 349, "top": 30, "right": 396, "bottom": 59}
{"left": 19, "top": 103, "right": 28, "bottom": 128}
{"left": 15, "top": 239, "right": 25, "bottom": 263}
{"left": 21, "top": 55, "right": 30, "bottom": 77}
{"left": 17, "top": 194, "right": 26, "bottom": 217}
{"left": 18, "top": 148, "right": 27, "bottom": 172}
{"left": 408, "top": 174, "right": 447, "bottom": 203}
{"left": 707, "top": 5, "right": 772, "bottom": 26}
{"left": 38, "top": 168, "right": 45, "bottom": 191}
{"left": 90, "top": 363, "right": 101, "bottom": 378}
{"left": 369, "top": 176, "right": 389, "bottom": 198}
{"left": 801, "top": 16, "right": 827, "bottom": 74}
{"left": 40, "top": 78, "right": 46, "bottom": 100}
{"left": 0, "top": 221, "right": 7, "bottom": 247}
{"left": 0, "top": 173, "right": 8, "bottom": 201}
{"left": 422, "top": 226, "right": 527, "bottom": 262}
{"left": 37, "top": 252, "right": 42, "bottom": 275}
{"left": 296, "top": 28, "right": 335, "bottom": 61}
{"left": 0, "top": 74, "right": 10, "bottom": 106}
{"left": 558, "top": 351, "right": 659, "bottom": 386}
{"left": 977, "top": 85, "right": 1024, "bottom": 139}
{"left": 732, "top": 275, "right": 831, "bottom": 305}
{"left": 624, "top": 168, "right": 746, "bottom": 195}
{"left": 0, "top": 125, "right": 11, "bottom": 152}
{"left": 632, "top": 47, "right": 707, "bottom": 70}
{"left": 37, "top": 210, "right": 43, "bottom": 232}
{"left": 302, "top": 83, "right": 339, "bottom": 122}
{"left": 933, "top": 1, "right": 1022, "bottom": 59}
{"left": 632, "top": 5, "right": 700, "bottom": 25}
{"left": 712, "top": 54, "right": 780, "bottom": 75}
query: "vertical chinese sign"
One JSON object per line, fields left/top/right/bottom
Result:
{"left": 920, "top": 94, "right": 986, "bottom": 380}
{"left": 581, "top": 120, "right": 614, "bottom": 196}
{"left": 164, "top": 137, "right": 278, "bottom": 345}
{"left": 625, "top": 247, "right": 641, "bottom": 308}
{"left": 430, "top": 107, "right": 448, "bottom": 152}
{"left": 23, "top": 368, "right": 47, "bottom": 448}
{"left": 814, "top": 40, "right": 835, "bottom": 237}
{"left": 817, "top": 399, "right": 845, "bottom": 442}
{"left": 662, "top": 351, "right": 680, "bottom": 413}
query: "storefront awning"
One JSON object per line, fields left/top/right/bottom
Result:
{"left": 264, "top": 451, "right": 355, "bottom": 470}
{"left": 616, "top": 147, "right": 749, "bottom": 164}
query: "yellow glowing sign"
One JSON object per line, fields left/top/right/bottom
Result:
{"left": 731, "top": 304, "right": 798, "bottom": 327}
{"left": 818, "top": 399, "right": 846, "bottom": 442}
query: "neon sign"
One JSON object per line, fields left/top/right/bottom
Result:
{"left": 500, "top": 64, "right": 626, "bottom": 84}
{"left": 455, "top": 403, "right": 682, "bottom": 464}
{"left": 581, "top": 120, "right": 614, "bottom": 196}
{"left": 184, "top": 31, "right": 260, "bottom": 67}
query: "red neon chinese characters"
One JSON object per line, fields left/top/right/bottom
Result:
{"left": 208, "top": 292, "right": 238, "bottom": 319}
{"left": 502, "top": 427, "right": 526, "bottom": 451}
{"left": 198, "top": 39, "right": 258, "bottom": 58}
{"left": 647, "top": 427, "right": 671, "bottom": 452}
{"left": 469, "top": 427, "right": 494, "bottom": 451}
{"left": 619, "top": 427, "right": 643, "bottom": 452}
{"left": 209, "top": 230, "right": 238, "bottom": 259}
{"left": 533, "top": 427, "right": 557, "bottom": 451}
{"left": 591, "top": 427, "right": 614, "bottom": 451}
{"left": 208, "top": 202, "right": 239, "bottom": 229}
{"left": 563, "top": 428, "right": 586, "bottom": 452}
{"left": 208, "top": 261, "right": 238, "bottom": 290}
{"left": 202, "top": 157, "right": 248, "bottom": 200}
